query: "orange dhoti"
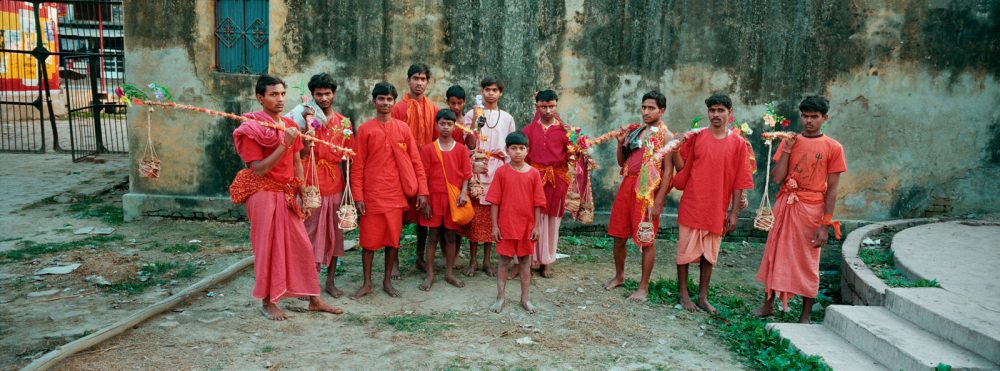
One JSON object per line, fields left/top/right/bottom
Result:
{"left": 246, "top": 190, "right": 320, "bottom": 302}
{"left": 304, "top": 193, "right": 345, "bottom": 266}
{"left": 676, "top": 224, "right": 722, "bottom": 265}
{"left": 359, "top": 208, "right": 404, "bottom": 250}
{"left": 607, "top": 175, "right": 661, "bottom": 247}
{"left": 461, "top": 202, "right": 494, "bottom": 243}
{"left": 756, "top": 192, "right": 824, "bottom": 308}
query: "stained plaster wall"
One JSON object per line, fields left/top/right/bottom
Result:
{"left": 123, "top": 0, "right": 1000, "bottom": 221}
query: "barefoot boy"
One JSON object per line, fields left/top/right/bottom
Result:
{"left": 672, "top": 93, "right": 754, "bottom": 313}
{"left": 753, "top": 95, "right": 846, "bottom": 323}
{"left": 486, "top": 132, "right": 546, "bottom": 313}
{"left": 418, "top": 110, "right": 472, "bottom": 291}
{"left": 462, "top": 76, "right": 516, "bottom": 277}
{"left": 523, "top": 89, "right": 571, "bottom": 278}
{"left": 350, "top": 82, "right": 429, "bottom": 299}
{"left": 603, "top": 90, "right": 675, "bottom": 301}
{"left": 285, "top": 72, "right": 352, "bottom": 298}
{"left": 230, "top": 75, "right": 341, "bottom": 320}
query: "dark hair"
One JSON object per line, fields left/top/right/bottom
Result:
{"left": 535, "top": 89, "right": 558, "bottom": 102}
{"left": 505, "top": 131, "right": 529, "bottom": 147}
{"left": 446, "top": 85, "right": 466, "bottom": 100}
{"left": 799, "top": 95, "right": 830, "bottom": 115}
{"left": 307, "top": 73, "right": 338, "bottom": 94}
{"left": 641, "top": 90, "right": 666, "bottom": 109}
{"left": 480, "top": 76, "right": 505, "bottom": 92}
{"left": 407, "top": 63, "right": 431, "bottom": 79}
{"left": 435, "top": 109, "right": 457, "bottom": 122}
{"left": 255, "top": 75, "right": 286, "bottom": 96}
{"left": 371, "top": 82, "right": 398, "bottom": 100}
{"left": 704, "top": 93, "right": 733, "bottom": 110}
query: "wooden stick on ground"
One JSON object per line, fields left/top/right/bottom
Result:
{"left": 22, "top": 256, "right": 254, "bottom": 371}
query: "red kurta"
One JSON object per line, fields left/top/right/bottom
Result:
{"left": 676, "top": 130, "right": 755, "bottom": 235}
{"left": 303, "top": 111, "right": 352, "bottom": 196}
{"left": 391, "top": 93, "right": 439, "bottom": 147}
{"left": 485, "top": 164, "right": 547, "bottom": 241}
{"left": 232, "top": 112, "right": 318, "bottom": 302}
{"left": 234, "top": 115, "right": 303, "bottom": 183}
{"left": 350, "top": 117, "right": 429, "bottom": 215}
{"left": 523, "top": 119, "right": 571, "bottom": 217}
{"left": 420, "top": 141, "right": 473, "bottom": 194}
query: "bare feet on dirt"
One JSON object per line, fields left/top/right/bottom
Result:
{"left": 679, "top": 297, "right": 699, "bottom": 312}
{"left": 540, "top": 265, "right": 553, "bottom": 278}
{"left": 489, "top": 298, "right": 505, "bottom": 313}
{"left": 350, "top": 285, "right": 372, "bottom": 300}
{"left": 463, "top": 263, "right": 477, "bottom": 277}
{"left": 696, "top": 299, "right": 718, "bottom": 314}
{"left": 445, "top": 275, "right": 465, "bottom": 288}
{"left": 749, "top": 305, "right": 774, "bottom": 318}
{"left": 419, "top": 277, "right": 433, "bottom": 291}
{"left": 627, "top": 289, "right": 648, "bottom": 302}
{"left": 603, "top": 277, "right": 624, "bottom": 291}
{"left": 391, "top": 266, "right": 401, "bottom": 280}
{"left": 308, "top": 297, "right": 343, "bottom": 315}
{"left": 383, "top": 282, "right": 401, "bottom": 297}
{"left": 483, "top": 265, "right": 497, "bottom": 277}
{"left": 521, "top": 300, "right": 538, "bottom": 314}
{"left": 324, "top": 285, "right": 344, "bottom": 299}
{"left": 261, "top": 302, "right": 287, "bottom": 321}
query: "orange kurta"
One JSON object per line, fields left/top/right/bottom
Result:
{"left": 756, "top": 135, "right": 846, "bottom": 307}
{"left": 351, "top": 117, "right": 429, "bottom": 249}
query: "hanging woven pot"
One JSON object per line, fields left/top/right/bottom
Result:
{"left": 139, "top": 108, "right": 161, "bottom": 179}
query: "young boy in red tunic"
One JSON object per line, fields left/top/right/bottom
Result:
{"left": 230, "top": 75, "right": 341, "bottom": 320}
{"left": 418, "top": 110, "right": 472, "bottom": 291}
{"left": 445, "top": 85, "right": 477, "bottom": 151}
{"left": 672, "top": 93, "right": 754, "bottom": 313}
{"left": 391, "top": 63, "right": 439, "bottom": 278}
{"left": 753, "top": 96, "right": 846, "bottom": 323}
{"left": 486, "top": 132, "right": 547, "bottom": 314}
{"left": 285, "top": 73, "right": 352, "bottom": 298}
{"left": 603, "top": 91, "right": 676, "bottom": 301}
{"left": 350, "top": 82, "right": 429, "bottom": 299}
{"left": 522, "top": 90, "right": 571, "bottom": 278}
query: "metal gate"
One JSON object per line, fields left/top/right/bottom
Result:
{"left": 0, "top": 0, "right": 127, "bottom": 160}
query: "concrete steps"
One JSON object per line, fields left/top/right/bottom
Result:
{"left": 824, "top": 305, "right": 997, "bottom": 370}
{"left": 885, "top": 288, "right": 1000, "bottom": 365}
{"left": 766, "top": 323, "right": 886, "bottom": 370}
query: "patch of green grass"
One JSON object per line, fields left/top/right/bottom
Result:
{"left": 593, "top": 236, "right": 613, "bottom": 249}
{"left": 0, "top": 235, "right": 123, "bottom": 263}
{"left": 20, "top": 196, "right": 58, "bottom": 210}
{"left": 342, "top": 314, "right": 371, "bottom": 326}
{"left": 859, "top": 239, "right": 940, "bottom": 288}
{"left": 163, "top": 243, "right": 201, "bottom": 254}
{"left": 260, "top": 345, "right": 275, "bottom": 353}
{"left": 625, "top": 278, "right": 829, "bottom": 370}
{"left": 108, "top": 261, "right": 200, "bottom": 295}
{"left": 68, "top": 196, "right": 123, "bottom": 225}
{"left": 381, "top": 314, "right": 455, "bottom": 335}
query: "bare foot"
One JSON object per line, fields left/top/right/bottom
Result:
{"left": 541, "top": 265, "right": 553, "bottom": 278}
{"left": 483, "top": 265, "right": 497, "bottom": 278}
{"left": 324, "top": 285, "right": 344, "bottom": 299}
{"left": 391, "top": 266, "right": 401, "bottom": 280}
{"left": 489, "top": 298, "right": 505, "bottom": 313}
{"left": 419, "top": 277, "right": 433, "bottom": 291}
{"left": 679, "top": 297, "right": 699, "bottom": 312}
{"left": 308, "top": 297, "right": 343, "bottom": 315}
{"left": 464, "top": 263, "right": 478, "bottom": 277}
{"left": 603, "top": 277, "right": 624, "bottom": 290}
{"left": 383, "top": 283, "right": 401, "bottom": 297}
{"left": 445, "top": 275, "right": 465, "bottom": 288}
{"left": 261, "top": 302, "right": 287, "bottom": 321}
{"left": 696, "top": 299, "right": 719, "bottom": 314}
{"left": 350, "top": 285, "right": 372, "bottom": 300}
{"left": 627, "top": 289, "right": 648, "bottom": 302}
{"left": 521, "top": 300, "right": 538, "bottom": 314}
{"left": 750, "top": 305, "right": 774, "bottom": 318}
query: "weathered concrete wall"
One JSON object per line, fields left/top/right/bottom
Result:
{"left": 123, "top": 0, "right": 1000, "bottom": 221}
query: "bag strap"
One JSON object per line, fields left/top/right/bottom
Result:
{"left": 307, "top": 144, "right": 319, "bottom": 187}
{"left": 341, "top": 157, "right": 353, "bottom": 205}
{"left": 434, "top": 141, "right": 451, "bottom": 187}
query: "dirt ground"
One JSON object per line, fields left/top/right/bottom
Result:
{"left": 2, "top": 186, "right": 777, "bottom": 370}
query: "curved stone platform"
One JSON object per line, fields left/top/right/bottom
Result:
{"left": 772, "top": 219, "right": 1000, "bottom": 370}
